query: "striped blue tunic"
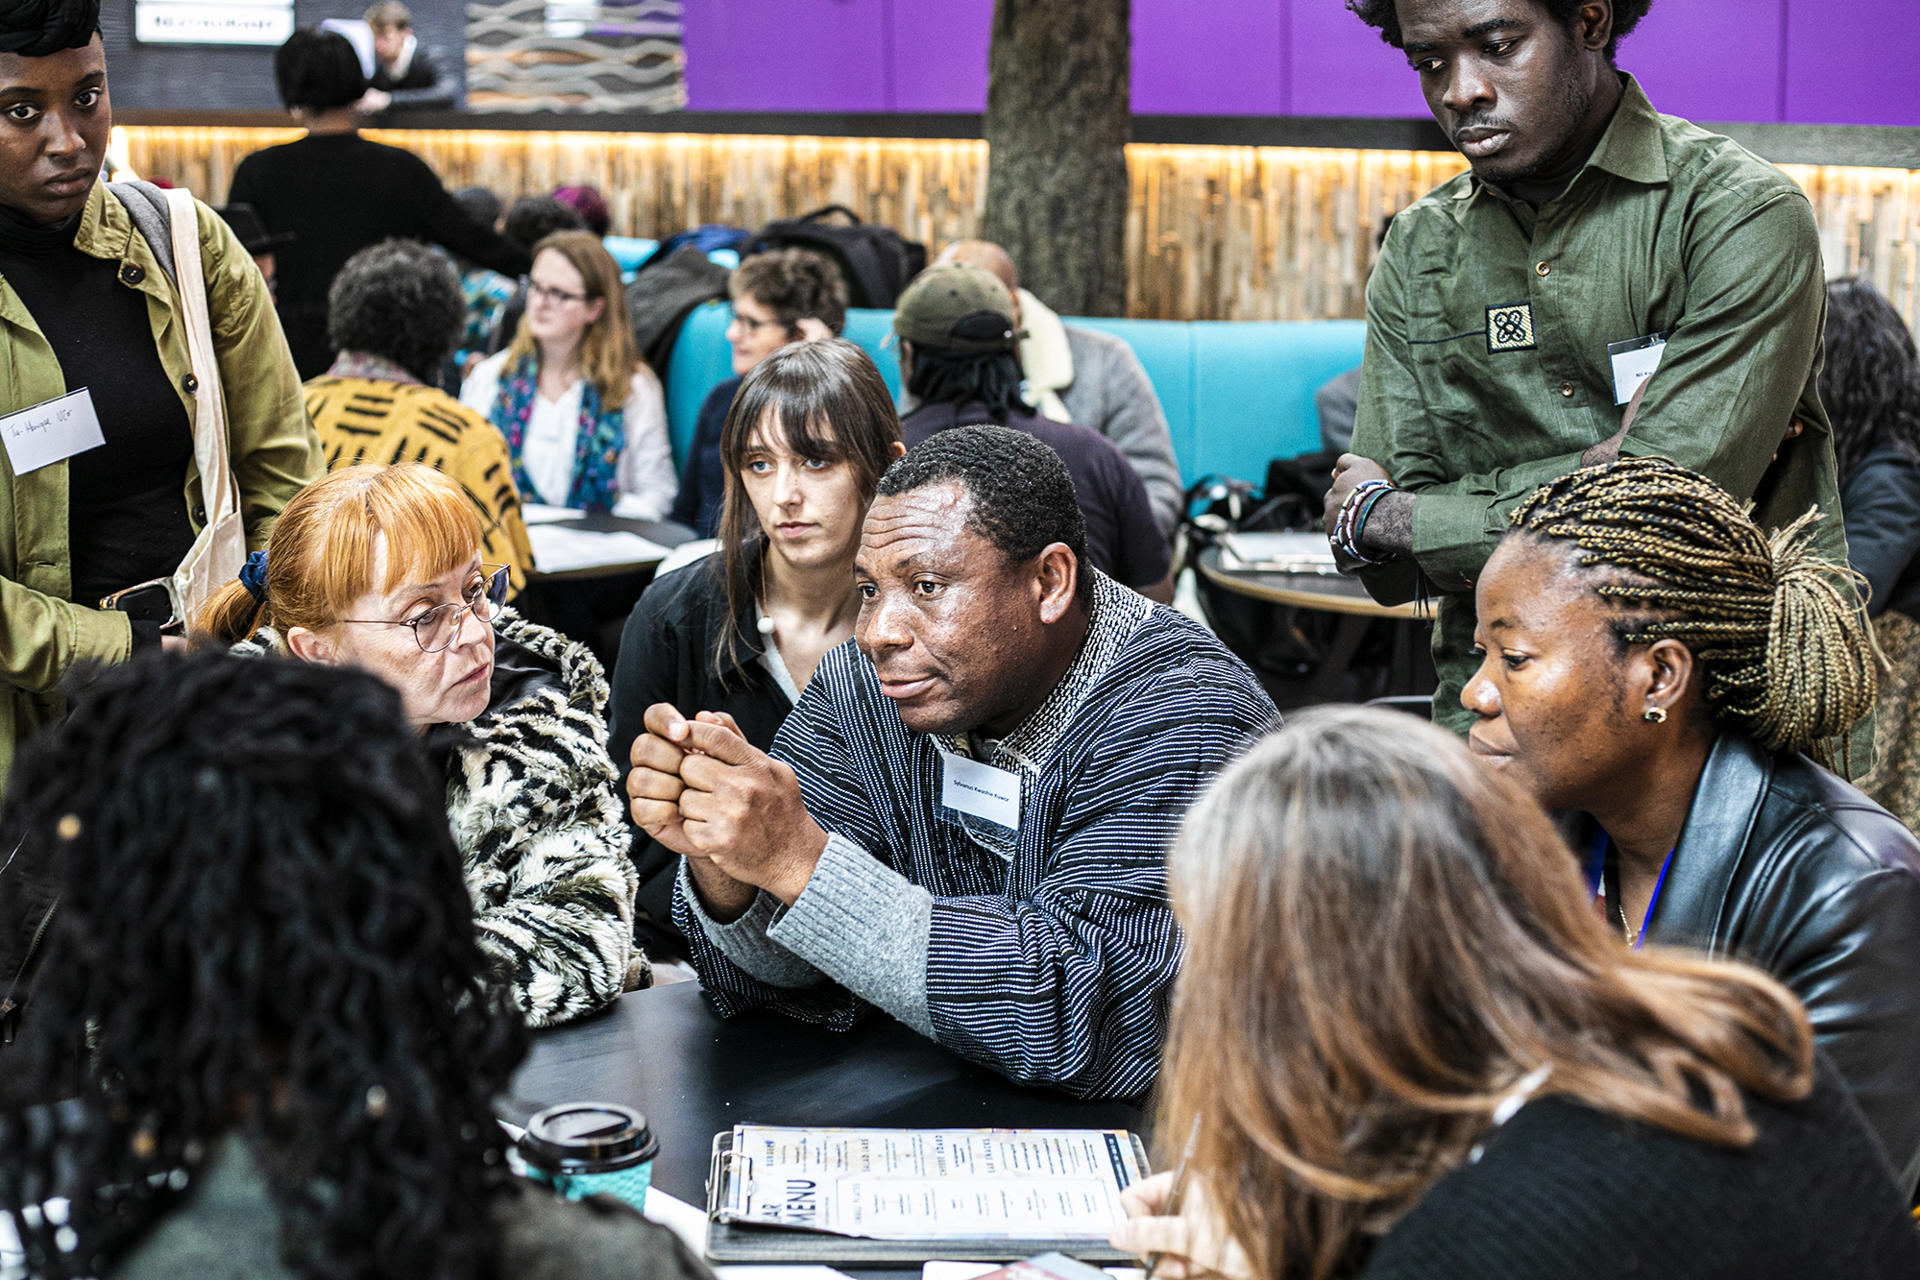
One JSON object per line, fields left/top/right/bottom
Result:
{"left": 675, "top": 573, "right": 1279, "bottom": 1099}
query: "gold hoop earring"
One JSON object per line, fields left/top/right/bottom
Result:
{"left": 1643, "top": 707, "right": 1667, "bottom": 724}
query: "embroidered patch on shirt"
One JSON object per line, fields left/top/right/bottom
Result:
{"left": 1486, "top": 301, "right": 1538, "bottom": 353}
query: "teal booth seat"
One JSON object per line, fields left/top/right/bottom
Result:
{"left": 663, "top": 301, "right": 1366, "bottom": 490}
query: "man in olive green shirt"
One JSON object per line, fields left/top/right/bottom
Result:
{"left": 1330, "top": 0, "right": 1839, "bottom": 734}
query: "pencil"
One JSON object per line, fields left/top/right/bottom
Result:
{"left": 1145, "top": 1115, "right": 1202, "bottom": 1280}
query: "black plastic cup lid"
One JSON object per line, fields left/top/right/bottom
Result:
{"left": 520, "top": 1102, "right": 659, "bottom": 1174}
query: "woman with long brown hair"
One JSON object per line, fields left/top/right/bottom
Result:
{"left": 608, "top": 339, "right": 901, "bottom": 953}
{"left": 461, "top": 229, "right": 674, "bottom": 519}
{"left": 1113, "top": 706, "right": 1919, "bottom": 1280}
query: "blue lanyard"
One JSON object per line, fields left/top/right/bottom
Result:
{"left": 1585, "top": 826, "right": 1676, "bottom": 949}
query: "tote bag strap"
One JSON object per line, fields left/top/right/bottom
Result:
{"left": 161, "top": 188, "right": 246, "bottom": 618}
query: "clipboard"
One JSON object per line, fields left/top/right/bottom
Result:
{"left": 703, "top": 1130, "right": 1152, "bottom": 1265}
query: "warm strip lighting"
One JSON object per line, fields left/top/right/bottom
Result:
{"left": 113, "top": 126, "right": 1918, "bottom": 327}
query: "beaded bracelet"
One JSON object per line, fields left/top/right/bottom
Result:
{"left": 1332, "top": 478, "right": 1395, "bottom": 564}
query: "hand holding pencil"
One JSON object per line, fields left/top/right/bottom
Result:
{"left": 1109, "top": 1120, "right": 1251, "bottom": 1280}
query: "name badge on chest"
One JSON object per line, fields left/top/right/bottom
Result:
{"left": 1607, "top": 332, "right": 1669, "bottom": 405}
{"left": 940, "top": 751, "right": 1022, "bottom": 831}
{"left": 0, "top": 387, "right": 104, "bottom": 476}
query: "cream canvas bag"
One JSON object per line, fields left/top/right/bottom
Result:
{"left": 107, "top": 182, "right": 246, "bottom": 625}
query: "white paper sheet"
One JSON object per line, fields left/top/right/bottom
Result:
{"left": 1217, "top": 531, "right": 1339, "bottom": 575}
{"left": 921, "top": 1263, "right": 1144, "bottom": 1280}
{"left": 722, "top": 1127, "right": 1143, "bottom": 1242}
{"left": 521, "top": 503, "right": 588, "bottom": 525}
{"left": 529, "top": 524, "right": 673, "bottom": 573}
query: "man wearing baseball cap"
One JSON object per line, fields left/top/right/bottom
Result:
{"left": 893, "top": 262, "right": 1173, "bottom": 602}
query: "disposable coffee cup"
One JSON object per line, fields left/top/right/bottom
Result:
{"left": 519, "top": 1102, "right": 659, "bottom": 1212}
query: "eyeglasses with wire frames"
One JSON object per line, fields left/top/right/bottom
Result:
{"left": 338, "top": 564, "right": 510, "bottom": 653}
{"left": 526, "top": 279, "right": 593, "bottom": 307}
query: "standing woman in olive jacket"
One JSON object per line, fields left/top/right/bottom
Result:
{"left": 0, "top": 3, "right": 318, "bottom": 800}
{"left": 1461, "top": 457, "right": 1920, "bottom": 1198}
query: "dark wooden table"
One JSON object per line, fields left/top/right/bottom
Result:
{"left": 506, "top": 982, "right": 1147, "bottom": 1211}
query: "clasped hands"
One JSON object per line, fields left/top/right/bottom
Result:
{"left": 626, "top": 703, "right": 828, "bottom": 920}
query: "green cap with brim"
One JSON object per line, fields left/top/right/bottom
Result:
{"left": 891, "top": 262, "right": 1020, "bottom": 355}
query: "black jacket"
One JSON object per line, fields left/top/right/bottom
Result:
{"left": 370, "top": 41, "right": 458, "bottom": 111}
{"left": 0, "top": 821, "right": 56, "bottom": 1048}
{"left": 609, "top": 552, "right": 794, "bottom": 912}
{"left": 1627, "top": 732, "right": 1920, "bottom": 1196}
{"left": 1360, "top": 1053, "right": 1920, "bottom": 1280}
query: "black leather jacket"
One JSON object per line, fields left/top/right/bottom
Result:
{"left": 1633, "top": 732, "right": 1920, "bottom": 1197}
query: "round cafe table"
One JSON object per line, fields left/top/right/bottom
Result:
{"left": 1195, "top": 545, "right": 1434, "bottom": 700}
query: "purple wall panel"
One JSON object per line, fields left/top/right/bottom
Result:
{"left": 1784, "top": 0, "right": 1920, "bottom": 127}
{"left": 1286, "top": 2, "right": 1429, "bottom": 119}
{"left": 1617, "top": 0, "right": 1785, "bottom": 124}
{"left": 890, "top": 0, "right": 993, "bottom": 111}
{"left": 683, "top": 0, "right": 1914, "bottom": 128}
{"left": 1132, "top": 0, "right": 1285, "bottom": 115}
{"left": 683, "top": 0, "right": 890, "bottom": 112}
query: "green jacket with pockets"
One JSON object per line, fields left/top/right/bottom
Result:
{"left": 0, "top": 179, "right": 319, "bottom": 794}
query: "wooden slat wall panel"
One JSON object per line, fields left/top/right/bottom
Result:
{"left": 117, "top": 127, "right": 1919, "bottom": 329}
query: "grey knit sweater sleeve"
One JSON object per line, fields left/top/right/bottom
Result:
{"left": 766, "top": 833, "right": 936, "bottom": 1036}
{"left": 677, "top": 859, "right": 826, "bottom": 990}
{"left": 1061, "top": 325, "right": 1185, "bottom": 534}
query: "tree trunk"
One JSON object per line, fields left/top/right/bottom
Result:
{"left": 981, "top": 0, "right": 1131, "bottom": 318}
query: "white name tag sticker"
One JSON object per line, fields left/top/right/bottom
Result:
{"left": 0, "top": 387, "right": 105, "bottom": 476}
{"left": 940, "top": 751, "right": 1022, "bottom": 830}
{"left": 1607, "top": 332, "right": 1669, "bottom": 406}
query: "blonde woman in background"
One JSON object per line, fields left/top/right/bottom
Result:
{"left": 462, "top": 229, "right": 675, "bottom": 519}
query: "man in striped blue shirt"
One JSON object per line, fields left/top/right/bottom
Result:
{"left": 628, "top": 426, "right": 1278, "bottom": 1099}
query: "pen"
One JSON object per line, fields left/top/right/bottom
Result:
{"left": 1145, "top": 1115, "right": 1202, "bottom": 1280}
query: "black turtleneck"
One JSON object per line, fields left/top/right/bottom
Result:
{"left": 0, "top": 200, "right": 194, "bottom": 615}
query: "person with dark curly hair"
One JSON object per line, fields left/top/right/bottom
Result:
{"left": 305, "top": 240, "right": 535, "bottom": 592}
{"left": 625, "top": 424, "right": 1278, "bottom": 1098}
{"left": 227, "top": 28, "right": 530, "bottom": 378}
{"left": 1462, "top": 456, "right": 1920, "bottom": 1193}
{"left": 670, "top": 248, "right": 851, "bottom": 537}
{"left": 0, "top": 652, "right": 712, "bottom": 1280}
{"left": 1323, "top": 0, "right": 1845, "bottom": 751}
{"left": 1822, "top": 279, "right": 1920, "bottom": 827}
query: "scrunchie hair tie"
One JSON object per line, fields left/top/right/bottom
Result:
{"left": 238, "top": 550, "right": 269, "bottom": 603}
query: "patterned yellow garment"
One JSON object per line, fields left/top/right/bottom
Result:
{"left": 305, "top": 376, "right": 536, "bottom": 594}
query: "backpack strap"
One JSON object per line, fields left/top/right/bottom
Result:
{"left": 106, "top": 179, "right": 178, "bottom": 286}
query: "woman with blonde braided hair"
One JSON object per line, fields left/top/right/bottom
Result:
{"left": 1462, "top": 455, "right": 1920, "bottom": 1199}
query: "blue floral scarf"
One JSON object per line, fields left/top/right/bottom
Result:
{"left": 488, "top": 354, "right": 626, "bottom": 512}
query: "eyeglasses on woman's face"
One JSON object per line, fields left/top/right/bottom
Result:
{"left": 527, "top": 279, "right": 592, "bottom": 307}
{"left": 340, "top": 564, "right": 510, "bottom": 654}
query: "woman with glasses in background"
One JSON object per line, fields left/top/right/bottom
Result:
{"left": 461, "top": 229, "right": 675, "bottom": 521}
{"left": 197, "top": 463, "right": 643, "bottom": 1027}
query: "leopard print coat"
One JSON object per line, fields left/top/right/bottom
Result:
{"left": 235, "top": 610, "right": 642, "bottom": 1026}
